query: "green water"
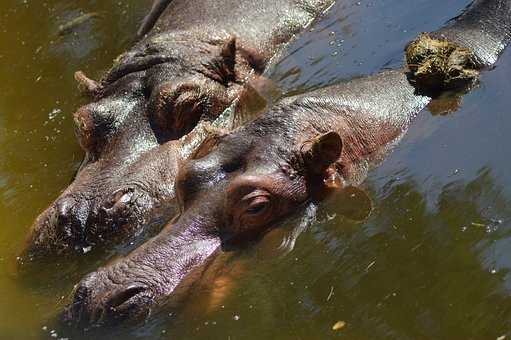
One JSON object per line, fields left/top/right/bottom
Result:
{"left": 0, "top": 0, "right": 150, "bottom": 337}
{"left": 2, "top": 0, "right": 511, "bottom": 339}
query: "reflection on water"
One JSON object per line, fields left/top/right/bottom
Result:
{"left": 0, "top": 1, "right": 150, "bottom": 337}
{"left": 1, "top": 0, "right": 511, "bottom": 339}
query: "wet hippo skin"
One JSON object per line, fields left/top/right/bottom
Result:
{"left": 64, "top": 0, "right": 511, "bottom": 328}
{"left": 20, "top": 0, "right": 336, "bottom": 262}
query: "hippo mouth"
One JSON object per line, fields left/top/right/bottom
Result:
{"left": 20, "top": 184, "right": 165, "bottom": 263}
{"left": 64, "top": 275, "right": 156, "bottom": 327}
{"left": 62, "top": 221, "right": 223, "bottom": 328}
{"left": 22, "top": 201, "right": 90, "bottom": 260}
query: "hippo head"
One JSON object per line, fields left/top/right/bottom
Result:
{"left": 21, "top": 32, "right": 263, "bottom": 262}
{"left": 22, "top": 72, "right": 179, "bottom": 261}
{"left": 64, "top": 99, "right": 371, "bottom": 326}
{"left": 118, "top": 33, "right": 258, "bottom": 142}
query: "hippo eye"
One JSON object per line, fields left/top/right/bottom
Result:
{"left": 73, "top": 105, "right": 115, "bottom": 155}
{"left": 73, "top": 107, "right": 96, "bottom": 152}
{"left": 245, "top": 195, "right": 270, "bottom": 215}
{"left": 149, "top": 83, "right": 205, "bottom": 139}
{"left": 241, "top": 190, "right": 272, "bottom": 219}
{"left": 225, "top": 186, "right": 277, "bottom": 239}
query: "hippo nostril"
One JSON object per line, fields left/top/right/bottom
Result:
{"left": 107, "top": 285, "right": 148, "bottom": 310}
{"left": 101, "top": 188, "right": 135, "bottom": 216}
{"left": 66, "top": 279, "right": 151, "bottom": 326}
{"left": 66, "top": 274, "right": 97, "bottom": 325}
{"left": 53, "top": 197, "right": 88, "bottom": 241}
{"left": 73, "top": 282, "right": 91, "bottom": 305}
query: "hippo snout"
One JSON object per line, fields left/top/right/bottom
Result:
{"left": 54, "top": 197, "right": 87, "bottom": 238}
{"left": 99, "top": 187, "right": 136, "bottom": 219}
{"left": 65, "top": 270, "right": 155, "bottom": 327}
{"left": 64, "top": 224, "right": 223, "bottom": 327}
{"left": 21, "top": 196, "right": 90, "bottom": 261}
{"left": 20, "top": 183, "right": 159, "bottom": 265}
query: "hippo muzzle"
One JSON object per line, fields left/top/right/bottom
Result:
{"left": 64, "top": 219, "right": 222, "bottom": 327}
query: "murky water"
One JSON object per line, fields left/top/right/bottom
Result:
{"left": 1, "top": 0, "right": 511, "bottom": 339}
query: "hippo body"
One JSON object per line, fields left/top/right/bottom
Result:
{"left": 22, "top": 0, "right": 336, "bottom": 260}
{"left": 66, "top": 0, "right": 511, "bottom": 327}
{"left": 152, "top": 0, "right": 330, "bottom": 58}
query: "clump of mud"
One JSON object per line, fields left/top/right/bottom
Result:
{"left": 406, "top": 33, "right": 479, "bottom": 94}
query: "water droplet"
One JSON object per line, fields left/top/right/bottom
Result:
{"left": 233, "top": 314, "right": 240, "bottom": 321}
{"left": 48, "top": 108, "right": 62, "bottom": 120}
{"left": 332, "top": 321, "right": 346, "bottom": 331}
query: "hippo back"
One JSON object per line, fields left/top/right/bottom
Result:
{"left": 153, "top": 0, "right": 335, "bottom": 58}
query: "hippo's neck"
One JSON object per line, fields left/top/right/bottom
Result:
{"left": 101, "top": 30, "right": 260, "bottom": 92}
{"left": 288, "top": 71, "right": 429, "bottom": 185}
{"left": 153, "top": 0, "right": 336, "bottom": 59}
{"left": 245, "top": 69, "right": 430, "bottom": 186}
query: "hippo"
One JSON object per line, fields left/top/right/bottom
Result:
{"left": 21, "top": 0, "right": 336, "bottom": 261}
{"left": 64, "top": 0, "right": 511, "bottom": 327}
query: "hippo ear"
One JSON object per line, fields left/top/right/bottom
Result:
{"left": 74, "top": 71, "right": 102, "bottom": 98}
{"left": 190, "top": 128, "right": 225, "bottom": 159}
{"left": 204, "top": 37, "right": 237, "bottom": 84}
{"left": 301, "top": 131, "right": 343, "bottom": 176}
{"left": 231, "top": 76, "right": 282, "bottom": 129}
{"left": 220, "top": 36, "right": 236, "bottom": 72}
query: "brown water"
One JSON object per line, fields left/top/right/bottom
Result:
{"left": 1, "top": 0, "right": 511, "bottom": 339}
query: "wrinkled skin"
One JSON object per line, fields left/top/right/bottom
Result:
{"left": 21, "top": 0, "right": 336, "bottom": 261}
{"left": 64, "top": 70, "right": 430, "bottom": 327}
{"left": 64, "top": 0, "right": 511, "bottom": 327}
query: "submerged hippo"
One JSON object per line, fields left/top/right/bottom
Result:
{"left": 21, "top": 0, "right": 336, "bottom": 261}
{"left": 64, "top": 0, "right": 511, "bottom": 327}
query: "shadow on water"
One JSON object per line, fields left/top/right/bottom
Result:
{"left": 1, "top": 0, "right": 511, "bottom": 339}
{"left": 90, "top": 167, "right": 511, "bottom": 340}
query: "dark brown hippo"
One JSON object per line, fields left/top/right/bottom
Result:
{"left": 64, "top": 0, "right": 511, "bottom": 327}
{"left": 21, "top": 0, "right": 336, "bottom": 261}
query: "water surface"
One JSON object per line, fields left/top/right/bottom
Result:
{"left": 1, "top": 0, "right": 511, "bottom": 339}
